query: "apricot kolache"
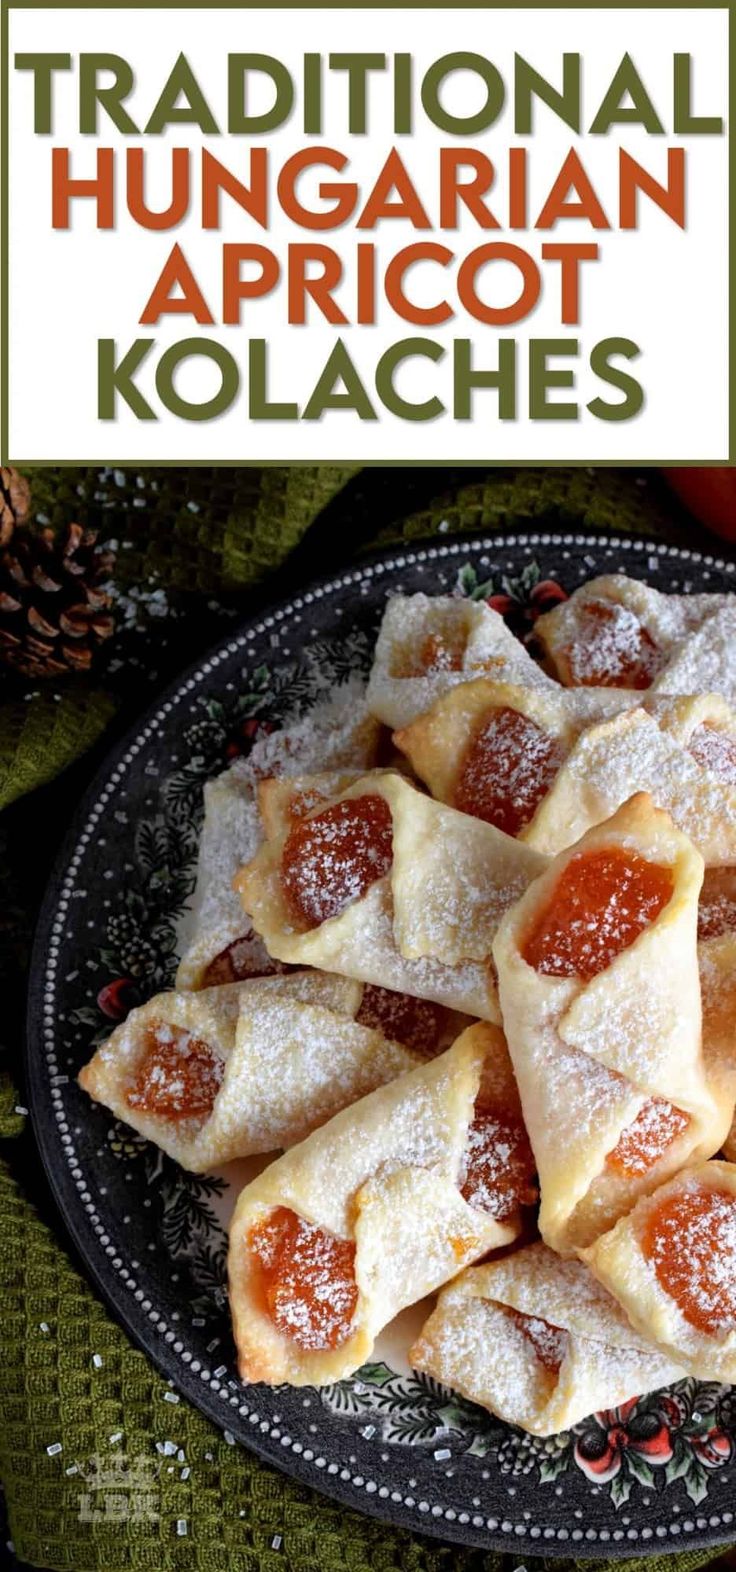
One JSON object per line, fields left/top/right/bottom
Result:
{"left": 79, "top": 972, "right": 440, "bottom": 1170}
{"left": 228, "top": 1026, "right": 530, "bottom": 1385}
{"left": 235, "top": 769, "right": 546, "bottom": 1021}
{"left": 79, "top": 571, "right": 736, "bottom": 1437}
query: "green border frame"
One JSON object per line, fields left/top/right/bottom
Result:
{"left": 1, "top": 0, "right": 733, "bottom": 467}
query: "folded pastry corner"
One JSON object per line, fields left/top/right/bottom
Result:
{"left": 410, "top": 1242, "right": 685, "bottom": 1436}
{"left": 655, "top": 691, "right": 736, "bottom": 754}
{"left": 78, "top": 971, "right": 431, "bottom": 1170}
{"left": 256, "top": 769, "right": 373, "bottom": 842}
{"left": 652, "top": 604, "right": 736, "bottom": 709}
{"left": 535, "top": 575, "right": 669, "bottom": 688}
{"left": 582, "top": 1159, "right": 736, "bottom": 1383}
{"left": 176, "top": 684, "right": 381, "bottom": 989}
{"left": 236, "top": 769, "right": 546, "bottom": 1022}
{"left": 228, "top": 1024, "right": 532, "bottom": 1386}
{"left": 527, "top": 699, "right": 736, "bottom": 865}
{"left": 392, "top": 670, "right": 736, "bottom": 867}
{"left": 366, "top": 592, "right": 554, "bottom": 731}
{"left": 175, "top": 765, "right": 277, "bottom": 990}
{"left": 535, "top": 572, "right": 736, "bottom": 704}
{"left": 493, "top": 793, "right": 720, "bottom": 1255}
{"left": 393, "top": 678, "right": 574, "bottom": 837}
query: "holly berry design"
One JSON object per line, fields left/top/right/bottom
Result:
{"left": 457, "top": 560, "right": 568, "bottom": 643}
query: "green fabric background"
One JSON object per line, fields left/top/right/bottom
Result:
{"left": 0, "top": 463, "right": 730, "bottom": 1572}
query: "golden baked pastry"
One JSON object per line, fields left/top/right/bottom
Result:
{"left": 583, "top": 1159, "right": 736, "bottom": 1383}
{"left": 411, "top": 1242, "right": 685, "bottom": 1436}
{"left": 493, "top": 795, "right": 719, "bottom": 1253}
{"left": 228, "top": 1025, "right": 528, "bottom": 1384}
{"left": 237, "top": 769, "right": 546, "bottom": 1022}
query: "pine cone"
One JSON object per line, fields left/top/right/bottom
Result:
{"left": 0, "top": 517, "right": 116, "bottom": 679}
{"left": 184, "top": 717, "right": 228, "bottom": 759}
{"left": 0, "top": 466, "right": 31, "bottom": 544}
{"left": 105, "top": 911, "right": 158, "bottom": 978}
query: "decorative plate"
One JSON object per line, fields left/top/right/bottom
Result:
{"left": 27, "top": 531, "right": 736, "bottom": 1557}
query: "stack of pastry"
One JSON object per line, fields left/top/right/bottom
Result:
{"left": 80, "top": 573, "right": 736, "bottom": 1437}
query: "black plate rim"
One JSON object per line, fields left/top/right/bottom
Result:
{"left": 24, "top": 526, "right": 736, "bottom": 1558}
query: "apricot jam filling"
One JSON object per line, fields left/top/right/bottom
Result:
{"left": 418, "top": 630, "right": 466, "bottom": 673}
{"left": 564, "top": 599, "right": 660, "bottom": 689}
{"left": 394, "top": 627, "right": 467, "bottom": 679}
{"left": 280, "top": 793, "right": 393, "bottom": 930}
{"left": 522, "top": 847, "right": 673, "bottom": 980}
{"left": 688, "top": 724, "right": 736, "bottom": 785}
{"left": 248, "top": 1207, "right": 358, "bottom": 1352}
{"left": 699, "top": 867, "right": 736, "bottom": 942}
{"left": 355, "top": 984, "right": 448, "bottom": 1057}
{"left": 643, "top": 1187, "right": 736, "bottom": 1335}
{"left": 605, "top": 1098, "right": 690, "bottom": 1178}
{"left": 202, "top": 934, "right": 289, "bottom": 987}
{"left": 453, "top": 707, "right": 566, "bottom": 836}
{"left": 286, "top": 784, "right": 336, "bottom": 824}
{"left": 460, "top": 1103, "right": 538, "bottom": 1221}
{"left": 505, "top": 1307, "right": 569, "bottom": 1375}
{"left": 126, "top": 1024, "right": 224, "bottom": 1122}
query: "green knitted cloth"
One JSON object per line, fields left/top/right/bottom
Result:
{"left": 0, "top": 464, "right": 727, "bottom": 1572}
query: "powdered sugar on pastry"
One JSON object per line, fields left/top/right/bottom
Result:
{"left": 525, "top": 706, "right": 736, "bottom": 865}
{"left": 688, "top": 724, "right": 736, "bottom": 783}
{"left": 583, "top": 1161, "right": 736, "bottom": 1382}
{"left": 535, "top": 574, "right": 736, "bottom": 706}
{"left": 238, "top": 771, "right": 545, "bottom": 1019}
{"left": 176, "top": 679, "right": 380, "bottom": 987}
{"left": 653, "top": 604, "right": 736, "bottom": 707}
{"left": 535, "top": 574, "right": 732, "bottom": 692}
{"left": 228, "top": 1032, "right": 518, "bottom": 1386}
{"left": 410, "top": 1243, "right": 685, "bottom": 1435}
{"left": 367, "top": 593, "right": 555, "bottom": 730}
{"left": 566, "top": 602, "right": 663, "bottom": 688}
{"left": 78, "top": 972, "right": 422, "bottom": 1171}
{"left": 494, "top": 796, "right": 719, "bottom": 1254}
{"left": 214, "top": 994, "right": 416, "bottom": 1152}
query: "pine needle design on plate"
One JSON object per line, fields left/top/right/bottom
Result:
{"left": 321, "top": 1368, "right": 734, "bottom": 1507}
{"left": 105, "top": 1124, "right": 229, "bottom": 1318}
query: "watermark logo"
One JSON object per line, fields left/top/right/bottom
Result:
{"left": 75, "top": 1450, "right": 159, "bottom": 1524}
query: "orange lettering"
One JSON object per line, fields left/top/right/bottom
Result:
{"left": 139, "top": 243, "right": 214, "bottom": 325}
{"left": 52, "top": 147, "right": 114, "bottom": 228}
{"left": 535, "top": 150, "right": 610, "bottom": 229}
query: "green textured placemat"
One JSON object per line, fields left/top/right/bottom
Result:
{"left": 0, "top": 1157, "right": 724, "bottom": 1572}
{"left": 0, "top": 463, "right": 729, "bottom": 1572}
